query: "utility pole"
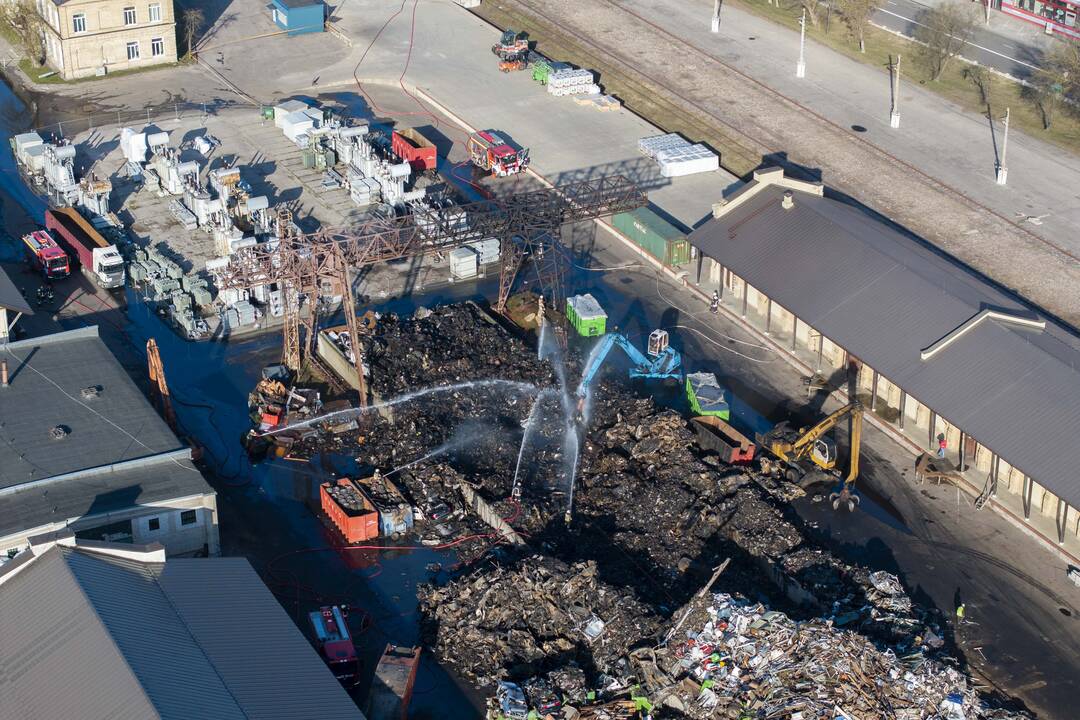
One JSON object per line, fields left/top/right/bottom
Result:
{"left": 984, "top": 0, "right": 991, "bottom": 24}
{"left": 711, "top": 0, "right": 721, "bottom": 32}
{"left": 890, "top": 54, "right": 901, "bottom": 129}
{"left": 996, "top": 107, "right": 1010, "bottom": 185}
{"left": 796, "top": 9, "right": 806, "bottom": 78}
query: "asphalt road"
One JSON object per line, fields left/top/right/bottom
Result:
{"left": 874, "top": 0, "right": 1046, "bottom": 79}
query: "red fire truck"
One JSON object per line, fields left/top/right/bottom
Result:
{"left": 308, "top": 605, "right": 359, "bottom": 685}
{"left": 22, "top": 230, "right": 70, "bottom": 279}
{"left": 466, "top": 130, "right": 530, "bottom": 177}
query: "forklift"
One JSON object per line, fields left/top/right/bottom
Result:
{"left": 757, "top": 402, "right": 863, "bottom": 511}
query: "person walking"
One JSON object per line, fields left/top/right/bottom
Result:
{"left": 955, "top": 602, "right": 966, "bottom": 630}
{"left": 937, "top": 433, "right": 947, "bottom": 459}
{"left": 709, "top": 290, "right": 720, "bottom": 315}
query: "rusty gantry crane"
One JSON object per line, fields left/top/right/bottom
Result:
{"left": 210, "top": 176, "right": 645, "bottom": 405}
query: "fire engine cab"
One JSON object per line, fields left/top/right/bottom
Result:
{"left": 308, "top": 605, "right": 359, "bottom": 685}
{"left": 466, "top": 130, "right": 530, "bottom": 177}
{"left": 22, "top": 230, "right": 70, "bottom": 279}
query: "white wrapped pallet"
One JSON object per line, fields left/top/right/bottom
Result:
{"left": 656, "top": 144, "right": 719, "bottom": 177}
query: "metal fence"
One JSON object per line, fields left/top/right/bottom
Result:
{"left": 33, "top": 97, "right": 258, "bottom": 139}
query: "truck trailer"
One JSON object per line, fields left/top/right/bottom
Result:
{"left": 45, "top": 207, "right": 125, "bottom": 289}
{"left": 391, "top": 128, "right": 437, "bottom": 173}
{"left": 22, "top": 230, "right": 70, "bottom": 280}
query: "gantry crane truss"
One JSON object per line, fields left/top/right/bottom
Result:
{"left": 211, "top": 175, "right": 645, "bottom": 405}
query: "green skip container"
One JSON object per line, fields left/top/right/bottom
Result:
{"left": 567, "top": 293, "right": 607, "bottom": 337}
{"left": 612, "top": 207, "right": 691, "bottom": 267}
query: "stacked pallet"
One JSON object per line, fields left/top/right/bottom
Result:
{"left": 639, "top": 133, "right": 719, "bottom": 177}
{"left": 449, "top": 247, "right": 479, "bottom": 280}
{"left": 466, "top": 238, "right": 500, "bottom": 265}
{"left": 547, "top": 69, "right": 600, "bottom": 97}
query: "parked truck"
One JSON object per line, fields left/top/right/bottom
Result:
{"left": 45, "top": 207, "right": 125, "bottom": 289}
{"left": 22, "top": 230, "right": 70, "bottom": 280}
{"left": 466, "top": 130, "right": 530, "bottom": 177}
{"left": 391, "top": 128, "right": 437, "bottom": 173}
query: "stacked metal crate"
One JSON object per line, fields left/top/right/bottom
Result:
{"left": 639, "top": 133, "right": 719, "bottom": 177}
{"left": 449, "top": 246, "right": 479, "bottom": 280}
{"left": 656, "top": 144, "right": 719, "bottom": 178}
{"left": 466, "top": 238, "right": 500, "bottom": 265}
{"left": 547, "top": 68, "right": 600, "bottom": 97}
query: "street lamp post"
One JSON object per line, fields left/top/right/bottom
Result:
{"left": 796, "top": 9, "right": 806, "bottom": 78}
{"left": 712, "top": 0, "right": 721, "bottom": 32}
{"left": 996, "top": 107, "right": 1010, "bottom": 185}
{"left": 890, "top": 54, "right": 901, "bottom": 129}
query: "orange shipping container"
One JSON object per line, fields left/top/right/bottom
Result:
{"left": 320, "top": 479, "right": 380, "bottom": 543}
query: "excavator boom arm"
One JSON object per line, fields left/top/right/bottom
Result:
{"left": 791, "top": 403, "right": 857, "bottom": 456}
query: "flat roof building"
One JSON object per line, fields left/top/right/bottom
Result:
{"left": 0, "top": 325, "right": 218, "bottom": 558}
{"left": 690, "top": 168, "right": 1080, "bottom": 554}
{"left": 0, "top": 534, "right": 365, "bottom": 719}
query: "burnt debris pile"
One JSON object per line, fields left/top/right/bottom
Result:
{"left": 418, "top": 554, "right": 662, "bottom": 686}
{"left": 257, "top": 303, "right": 1029, "bottom": 718}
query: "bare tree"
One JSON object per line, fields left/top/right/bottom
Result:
{"left": 1028, "top": 44, "right": 1079, "bottom": 130}
{"left": 181, "top": 7, "right": 205, "bottom": 58}
{"left": 914, "top": 3, "right": 978, "bottom": 82}
{"left": 963, "top": 65, "right": 995, "bottom": 106}
{"left": 1, "top": 1, "right": 45, "bottom": 67}
{"left": 801, "top": 0, "right": 826, "bottom": 27}
{"left": 839, "top": 0, "right": 879, "bottom": 52}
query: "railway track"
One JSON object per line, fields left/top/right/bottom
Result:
{"left": 472, "top": 0, "right": 1080, "bottom": 328}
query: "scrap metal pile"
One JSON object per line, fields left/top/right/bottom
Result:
{"left": 652, "top": 591, "right": 1027, "bottom": 720}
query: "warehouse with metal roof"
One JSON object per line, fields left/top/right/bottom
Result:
{"left": 0, "top": 325, "right": 218, "bottom": 557}
{"left": 689, "top": 167, "right": 1080, "bottom": 551}
{"left": 0, "top": 535, "right": 364, "bottom": 720}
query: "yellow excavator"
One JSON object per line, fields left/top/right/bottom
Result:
{"left": 757, "top": 402, "right": 863, "bottom": 511}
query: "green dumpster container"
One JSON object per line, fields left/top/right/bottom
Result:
{"left": 612, "top": 207, "right": 692, "bottom": 267}
{"left": 260, "top": 106, "right": 275, "bottom": 120}
{"left": 566, "top": 294, "right": 607, "bottom": 337}
{"left": 686, "top": 372, "right": 730, "bottom": 419}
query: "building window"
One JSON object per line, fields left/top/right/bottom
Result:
{"left": 126, "top": 41, "right": 139, "bottom": 60}
{"left": 148, "top": 3, "right": 161, "bottom": 22}
{"left": 123, "top": 6, "right": 136, "bottom": 25}
{"left": 72, "top": 12, "right": 85, "bottom": 33}
{"left": 151, "top": 37, "right": 163, "bottom": 56}
{"left": 180, "top": 509, "right": 197, "bottom": 526}
{"left": 147, "top": 516, "right": 160, "bottom": 532}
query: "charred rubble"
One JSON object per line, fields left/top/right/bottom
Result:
{"left": 254, "top": 303, "right": 1029, "bottom": 718}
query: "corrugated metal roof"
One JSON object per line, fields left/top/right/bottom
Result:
{"left": 0, "top": 451, "right": 211, "bottom": 539}
{"left": 690, "top": 186, "right": 1080, "bottom": 508}
{"left": 0, "top": 549, "right": 160, "bottom": 720}
{"left": 0, "top": 546, "right": 366, "bottom": 720}
{"left": 0, "top": 264, "right": 32, "bottom": 316}
{"left": 0, "top": 327, "right": 183, "bottom": 488}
